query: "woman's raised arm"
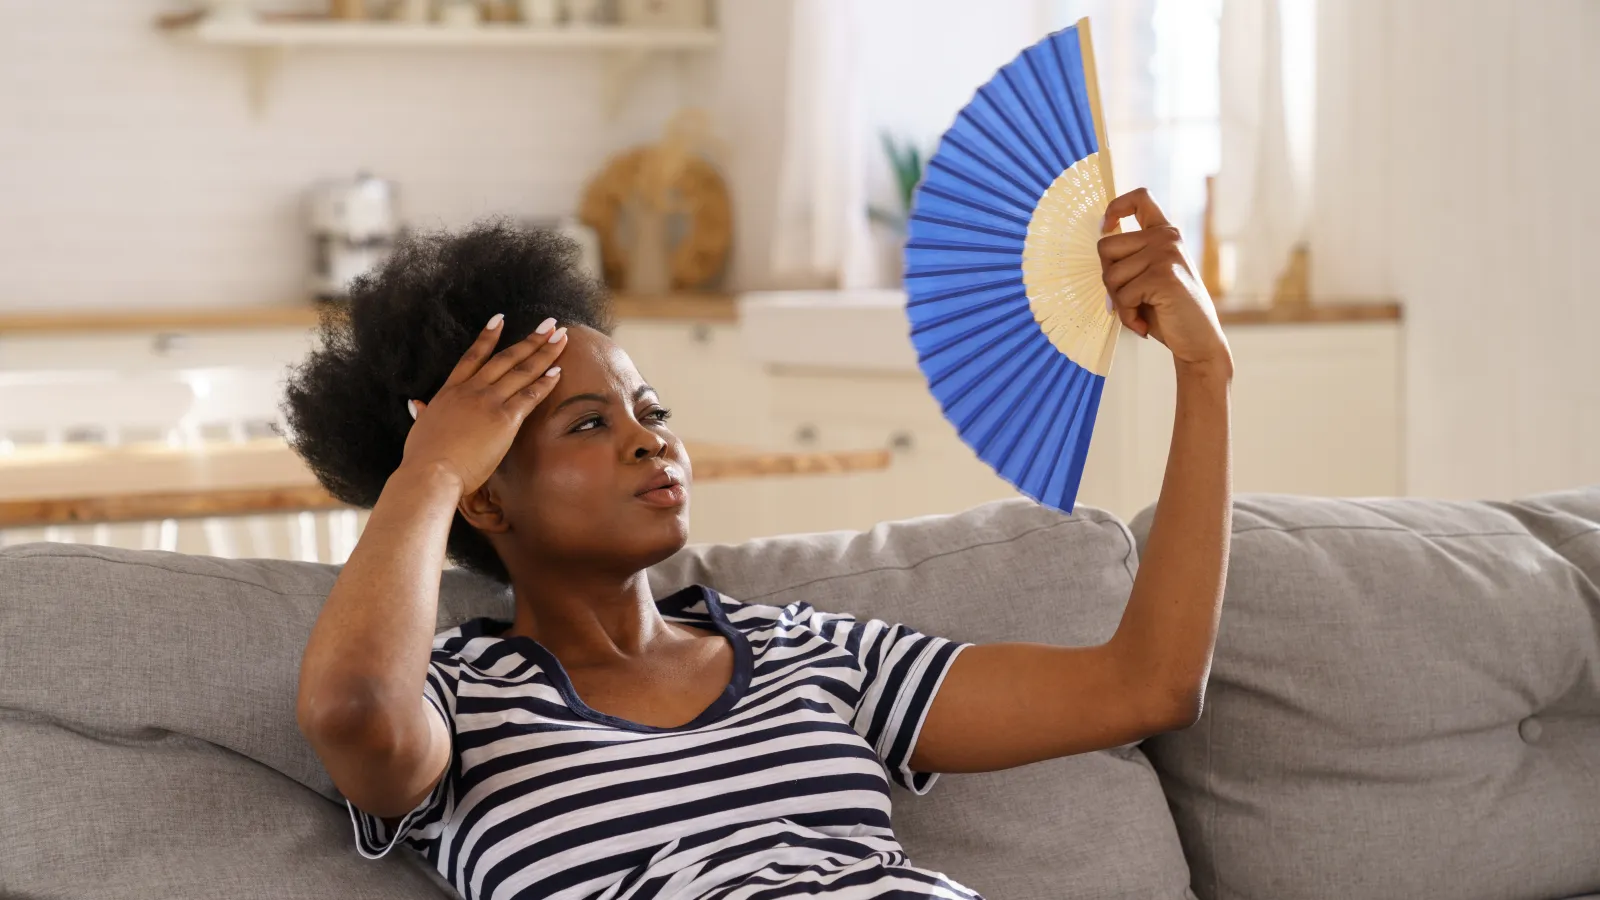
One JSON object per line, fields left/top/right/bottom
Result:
{"left": 911, "top": 188, "right": 1234, "bottom": 773}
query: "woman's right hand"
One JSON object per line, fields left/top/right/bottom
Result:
{"left": 400, "top": 313, "right": 568, "bottom": 497}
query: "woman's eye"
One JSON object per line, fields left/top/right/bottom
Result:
{"left": 572, "top": 416, "right": 603, "bottom": 433}
{"left": 648, "top": 407, "right": 673, "bottom": 423}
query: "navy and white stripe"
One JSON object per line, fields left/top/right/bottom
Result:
{"left": 346, "top": 585, "right": 979, "bottom": 900}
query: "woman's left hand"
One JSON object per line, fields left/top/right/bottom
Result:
{"left": 1098, "top": 188, "right": 1233, "bottom": 376}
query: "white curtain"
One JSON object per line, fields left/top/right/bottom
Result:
{"left": 768, "top": 0, "right": 880, "bottom": 290}
{"left": 1215, "top": 0, "right": 1316, "bottom": 300}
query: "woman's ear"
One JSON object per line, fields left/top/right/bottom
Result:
{"left": 458, "top": 481, "right": 511, "bottom": 534}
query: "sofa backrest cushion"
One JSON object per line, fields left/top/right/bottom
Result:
{"left": 1129, "top": 487, "right": 1600, "bottom": 900}
{"left": 1, "top": 498, "right": 1192, "bottom": 900}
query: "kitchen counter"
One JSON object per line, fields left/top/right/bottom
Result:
{"left": 738, "top": 289, "right": 1404, "bottom": 373}
{"left": 0, "top": 292, "right": 738, "bottom": 334}
{"left": 0, "top": 436, "right": 890, "bottom": 527}
{"left": 0, "top": 292, "right": 1391, "bottom": 334}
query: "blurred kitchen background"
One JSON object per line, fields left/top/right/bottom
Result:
{"left": 0, "top": 0, "right": 1595, "bottom": 564}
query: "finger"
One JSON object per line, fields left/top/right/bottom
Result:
{"left": 1114, "top": 303, "right": 1147, "bottom": 337}
{"left": 477, "top": 318, "right": 563, "bottom": 385}
{"left": 1101, "top": 244, "right": 1156, "bottom": 293}
{"left": 1102, "top": 187, "right": 1172, "bottom": 232}
{"left": 505, "top": 364, "right": 563, "bottom": 417}
{"left": 491, "top": 326, "right": 571, "bottom": 400}
{"left": 441, "top": 313, "right": 507, "bottom": 389}
{"left": 1114, "top": 269, "right": 1179, "bottom": 337}
{"left": 1097, "top": 225, "right": 1177, "bottom": 264}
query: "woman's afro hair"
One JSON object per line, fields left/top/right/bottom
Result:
{"left": 281, "top": 216, "right": 614, "bottom": 585}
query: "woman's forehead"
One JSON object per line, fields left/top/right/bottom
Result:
{"left": 550, "top": 326, "right": 649, "bottom": 399}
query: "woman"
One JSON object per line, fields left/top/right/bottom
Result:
{"left": 292, "top": 187, "right": 1232, "bottom": 900}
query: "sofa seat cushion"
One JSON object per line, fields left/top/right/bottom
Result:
{"left": 1129, "top": 487, "right": 1600, "bottom": 900}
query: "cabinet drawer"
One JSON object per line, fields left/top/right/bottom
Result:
{"left": 0, "top": 328, "right": 319, "bottom": 374}
{"left": 767, "top": 369, "right": 945, "bottom": 430}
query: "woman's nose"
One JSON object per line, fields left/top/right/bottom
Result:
{"left": 633, "top": 431, "right": 667, "bottom": 459}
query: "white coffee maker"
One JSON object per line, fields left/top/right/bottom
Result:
{"left": 306, "top": 171, "right": 401, "bottom": 302}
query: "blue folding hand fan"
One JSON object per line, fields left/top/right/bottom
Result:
{"left": 904, "top": 18, "right": 1117, "bottom": 514}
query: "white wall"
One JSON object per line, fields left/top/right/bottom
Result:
{"left": 0, "top": 0, "right": 791, "bottom": 311}
{"left": 1312, "top": 0, "right": 1600, "bottom": 499}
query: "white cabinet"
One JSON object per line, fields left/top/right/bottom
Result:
{"left": 737, "top": 290, "right": 1406, "bottom": 529}
{"left": 0, "top": 306, "right": 1406, "bottom": 547}
{"left": 0, "top": 328, "right": 319, "bottom": 375}
{"left": 1081, "top": 320, "right": 1404, "bottom": 519}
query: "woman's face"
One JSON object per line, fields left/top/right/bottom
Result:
{"left": 471, "top": 324, "right": 691, "bottom": 576}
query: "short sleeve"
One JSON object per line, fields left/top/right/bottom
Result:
{"left": 803, "top": 605, "right": 970, "bottom": 795}
{"left": 346, "top": 655, "right": 460, "bottom": 860}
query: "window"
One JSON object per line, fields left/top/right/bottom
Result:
{"left": 1048, "top": 0, "right": 1223, "bottom": 247}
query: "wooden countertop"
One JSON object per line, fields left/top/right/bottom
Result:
{"left": 0, "top": 437, "right": 890, "bottom": 527}
{"left": 0, "top": 295, "right": 1395, "bottom": 334}
{"left": 0, "top": 293, "right": 738, "bottom": 334}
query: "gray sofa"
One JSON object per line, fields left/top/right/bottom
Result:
{"left": 2, "top": 487, "right": 1597, "bottom": 900}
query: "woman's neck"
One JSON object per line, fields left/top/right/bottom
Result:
{"left": 505, "top": 570, "right": 675, "bottom": 667}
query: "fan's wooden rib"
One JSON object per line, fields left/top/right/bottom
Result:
{"left": 1021, "top": 151, "right": 1119, "bottom": 377}
{"left": 1077, "top": 18, "right": 1116, "bottom": 198}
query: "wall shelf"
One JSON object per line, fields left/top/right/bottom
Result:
{"left": 158, "top": 14, "right": 719, "bottom": 116}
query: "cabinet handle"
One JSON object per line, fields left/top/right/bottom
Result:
{"left": 794, "top": 424, "right": 818, "bottom": 446}
{"left": 691, "top": 324, "right": 713, "bottom": 345}
{"left": 888, "top": 430, "right": 915, "bottom": 452}
{"left": 152, "top": 332, "right": 190, "bottom": 356}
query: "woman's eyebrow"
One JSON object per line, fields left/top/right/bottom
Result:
{"left": 552, "top": 384, "right": 657, "bottom": 413}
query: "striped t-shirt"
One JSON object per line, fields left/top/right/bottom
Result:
{"left": 345, "top": 585, "right": 980, "bottom": 900}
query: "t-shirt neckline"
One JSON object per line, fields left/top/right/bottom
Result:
{"left": 458, "top": 585, "right": 754, "bottom": 734}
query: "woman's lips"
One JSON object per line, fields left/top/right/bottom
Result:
{"left": 636, "top": 483, "right": 687, "bottom": 508}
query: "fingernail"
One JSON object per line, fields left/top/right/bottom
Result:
{"left": 1105, "top": 293, "right": 1114, "bottom": 315}
{"left": 487, "top": 313, "right": 504, "bottom": 330}
{"left": 544, "top": 366, "right": 561, "bottom": 377}
{"left": 407, "top": 399, "right": 418, "bottom": 420}
{"left": 549, "top": 327, "right": 567, "bottom": 343}
{"left": 535, "top": 317, "right": 556, "bottom": 335}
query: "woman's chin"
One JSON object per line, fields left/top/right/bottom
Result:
{"left": 635, "top": 509, "right": 690, "bottom": 566}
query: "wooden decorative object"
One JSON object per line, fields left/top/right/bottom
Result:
{"left": 1201, "top": 174, "right": 1225, "bottom": 299}
{"left": 1272, "top": 243, "right": 1311, "bottom": 309}
{"left": 579, "top": 108, "right": 732, "bottom": 291}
